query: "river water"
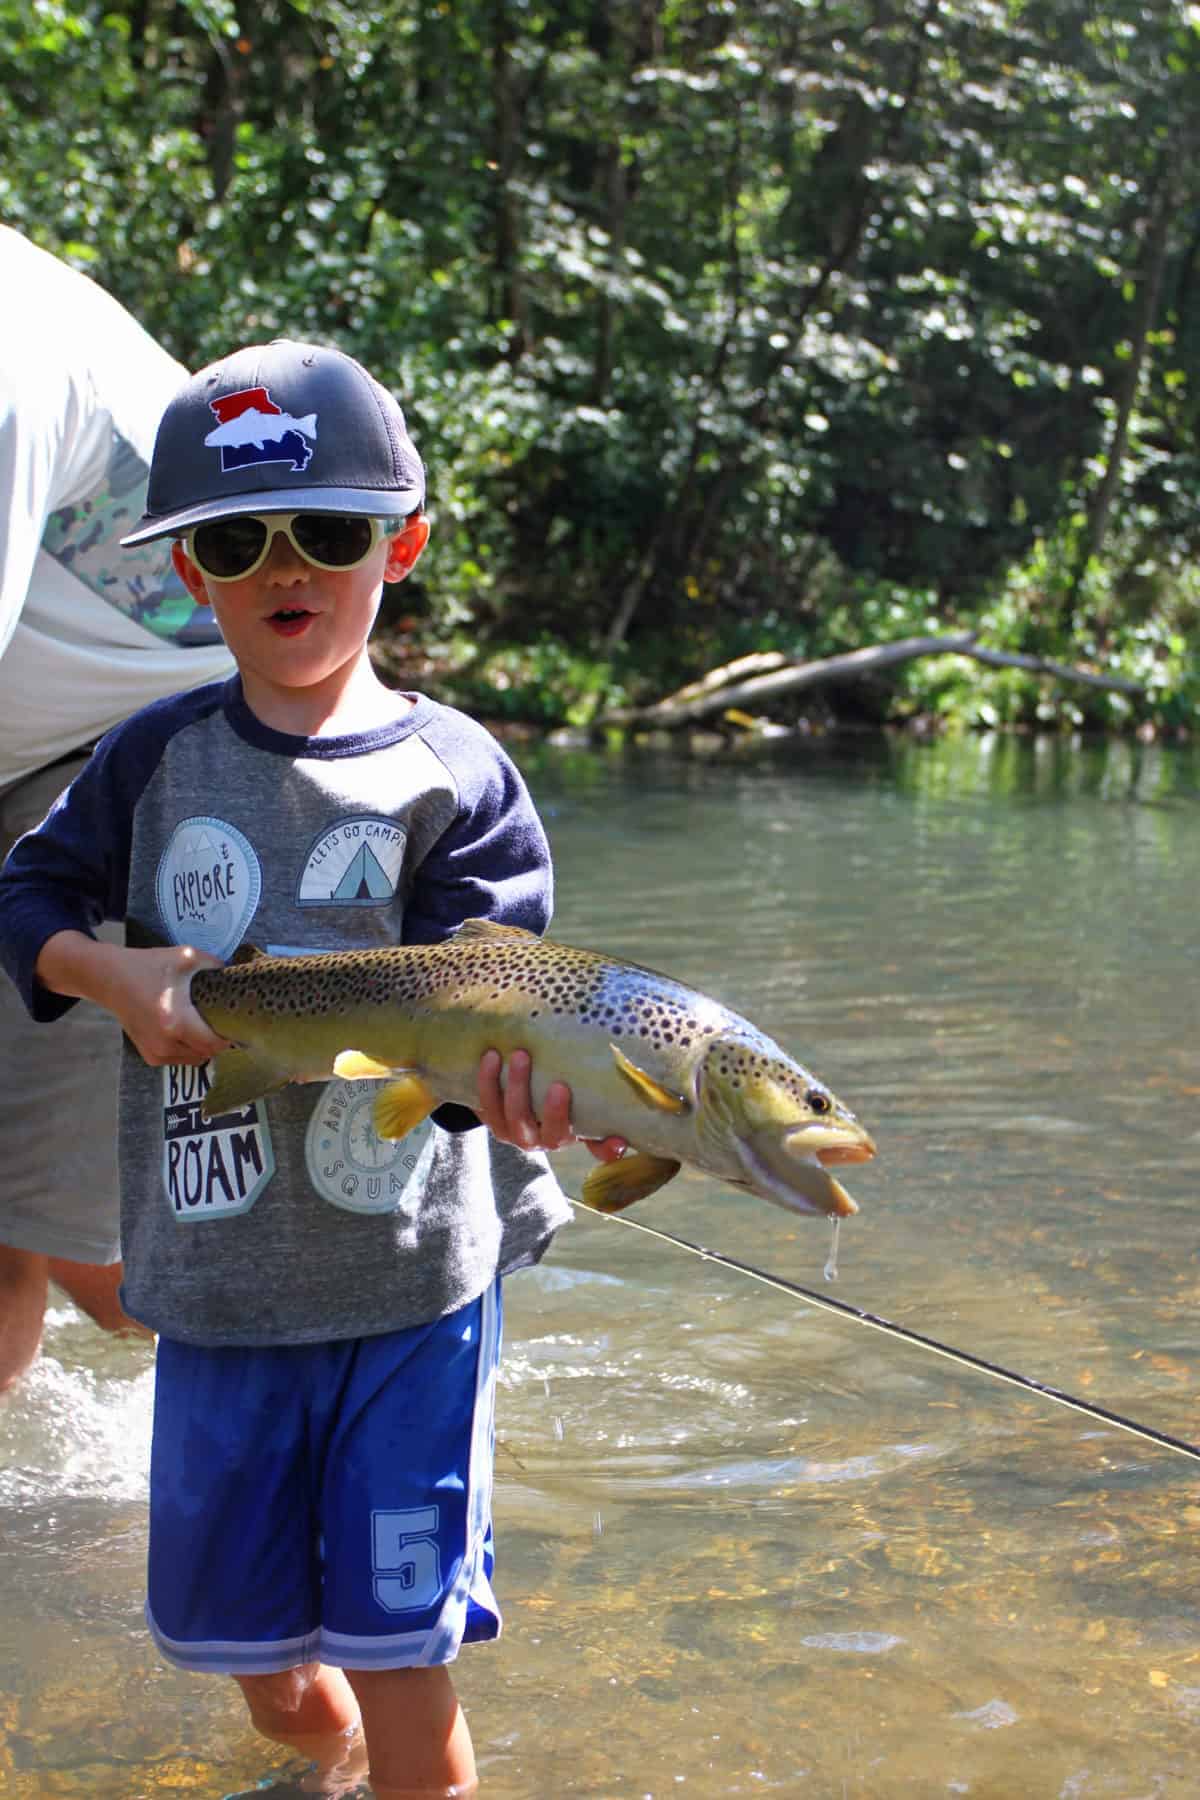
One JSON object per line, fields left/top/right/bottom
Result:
{"left": 1, "top": 730, "right": 1197, "bottom": 1798}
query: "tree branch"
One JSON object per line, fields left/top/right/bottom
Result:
{"left": 599, "top": 634, "right": 1145, "bottom": 727}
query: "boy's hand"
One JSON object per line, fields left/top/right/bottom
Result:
{"left": 34, "top": 932, "right": 231, "bottom": 1068}
{"left": 110, "top": 945, "right": 233, "bottom": 1067}
{"left": 476, "top": 1048, "right": 627, "bottom": 1163}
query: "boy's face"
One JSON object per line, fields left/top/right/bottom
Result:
{"left": 171, "top": 514, "right": 428, "bottom": 707}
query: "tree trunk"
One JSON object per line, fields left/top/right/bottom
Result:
{"left": 599, "top": 633, "right": 1144, "bottom": 728}
{"left": 490, "top": 0, "right": 527, "bottom": 357}
{"left": 602, "top": 0, "right": 940, "bottom": 650}
{"left": 1070, "top": 144, "right": 1176, "bottom": 605}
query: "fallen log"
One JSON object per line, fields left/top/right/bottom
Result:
{"left": 599, "top": 633, "right": 1145, "bottom": 729}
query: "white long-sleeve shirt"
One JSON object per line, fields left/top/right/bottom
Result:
{"left": 0, "top": 227, "right": 232, "bottom": 788}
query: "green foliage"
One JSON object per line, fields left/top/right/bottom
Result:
{"left": 417, "top": 635, "right": 628, "bottom": 729}
{"left": 3, "top": 0, "right": 1199, "bottom": 731}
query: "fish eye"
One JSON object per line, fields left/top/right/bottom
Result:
{"left": 806, "top": 1089, "right": 832, "bottom": 1115}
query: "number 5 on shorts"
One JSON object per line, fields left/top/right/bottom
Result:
{"left": 372, "top": 1506, "right": 443, "bottom": 1612}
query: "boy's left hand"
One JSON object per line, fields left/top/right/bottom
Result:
{"left": 476, "top": 1048, "right": 626, "bottom": 1163}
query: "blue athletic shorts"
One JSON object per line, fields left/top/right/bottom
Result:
{"left": 145, "top": 1282, "right": 502, "bottom": 1675}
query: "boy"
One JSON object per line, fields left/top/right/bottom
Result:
{"left": 0, "top": 339, "right": 621, "bottom": 1798}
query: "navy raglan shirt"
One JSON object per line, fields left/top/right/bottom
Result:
{"left": 0, "top": 677, "right": 572, "bottom": 1345}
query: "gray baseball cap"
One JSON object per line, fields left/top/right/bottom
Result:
{"left": 121, "top": 338, "right": 425, "bottom": 545}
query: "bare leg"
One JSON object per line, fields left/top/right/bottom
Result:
{"left": 346, "top": 1665, "right": 477, "bottom": 1798}
{"left": 0, "top": 1244, "right": 49, "bottom": 1392}
{"left": 235, "top": 1664, "right": 368, "bottom": 1793}
{"left": 46, "top": 1257, "right": 150, "bottom": 1336}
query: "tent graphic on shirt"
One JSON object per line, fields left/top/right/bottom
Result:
{"left": 332, "top": 843, "right": 393, "bottom": 902}
{"left": 296, "top": 816, "right": 407, "bottom": 908}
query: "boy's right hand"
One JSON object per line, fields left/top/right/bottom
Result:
{"left": 34, "top": 932, "right": 231, "bottom": 1067}
{"left": 475, "top": 1047, "right": 627, "bottom": 1162}
{"left": 106, "top": 944, "right": 233, "bottom": 1067}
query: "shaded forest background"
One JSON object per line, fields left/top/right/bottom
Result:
{"left": 2, "top": 0, "right": 1198, "bottom": 733}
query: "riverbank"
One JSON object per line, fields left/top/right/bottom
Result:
{"left": 370, "top": 625, "right": 1196, "bottom": 746}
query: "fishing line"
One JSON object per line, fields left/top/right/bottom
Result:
{"left": 576, "top": 1204, "right": 1200, "bottom": 1466}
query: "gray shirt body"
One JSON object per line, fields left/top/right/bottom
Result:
{"left": 0, "top": 678, "right": 572, "bottom": 1345}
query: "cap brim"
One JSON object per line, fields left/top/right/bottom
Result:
{"left": 120, "top": 483, "right": 424, "bottom": 548}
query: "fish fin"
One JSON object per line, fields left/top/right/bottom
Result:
{"left": 202, "top": 1048, "right": 291, "bottom": 1118}
{"left": 126, "top": 914, "right": 270, "bottom": 965}
{"left": 229, "top": 942, "right": 269, "bottom": 967}
{"left": 610, "top": 1043, "right": 689, "bottom": 1116}
{"left": 452, "top": 917, "right": 539, "bottom": 944}
{"left": 333, "top": 1049, "right": 397, "bottom": 1081}
{"left": 581, "top": 1151, "right": 682, "bottom": 1213}
{"left": 373, "top": 1073, "right": 437, "bottom": 1140}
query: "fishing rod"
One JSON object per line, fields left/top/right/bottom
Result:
{"left": 577, "top": 1204, "right": 1200, "bottom": 1467}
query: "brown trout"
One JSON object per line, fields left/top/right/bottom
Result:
{"left": 192, "top": 919, "right": 875, "bottom": 1218}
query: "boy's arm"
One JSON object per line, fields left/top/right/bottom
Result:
{"left": 34, "top": 930, "right": 228, "bottom": 1066}
{"left": 401, "top": 735, "right": 554, "bottom": 946}
{"left": 0, "top": 734, "right": 134, "bottom": 1020}
{"left": 0, "top": 709, "right": 229, "bottom": 1073}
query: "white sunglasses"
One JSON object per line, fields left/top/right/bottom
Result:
{"left": 184, "top": 512, "right": 408, "bottom": 582}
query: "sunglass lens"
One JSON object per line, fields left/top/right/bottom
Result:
{"left": 292, "top": 514, "right": 375, "bottom": 568}
{"left": 192, "top": 517, "right": 269, "bottom": 578}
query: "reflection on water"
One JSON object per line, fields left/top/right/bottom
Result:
{"left": 1, "top": 731, "right": 1197, "bottom": 1796}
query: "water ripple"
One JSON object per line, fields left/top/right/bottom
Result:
{"left": 0, "top": 1351, "right": 152, "bottom": 1507}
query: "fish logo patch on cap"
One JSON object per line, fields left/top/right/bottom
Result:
{"left": 204, "top": 386, "right": 318, "bottom": 475}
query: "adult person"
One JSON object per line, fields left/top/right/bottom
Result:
{"left": 0, "top": 224, "right": 234, "bottom": 1388}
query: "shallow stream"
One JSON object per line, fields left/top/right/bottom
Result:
{"left": 2, "top": 730, "right": 1197, "bottom": 1797}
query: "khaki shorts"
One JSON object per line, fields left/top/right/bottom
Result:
{"left": 0, "top": 754, "right": 121, "bottom": 1263}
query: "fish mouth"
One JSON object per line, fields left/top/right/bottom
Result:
{"left": 733, "top": 1135, "right": 861, "bottom": 1219}
{"left": 786, "top": 1124, "right": 877, "bottom": 1167}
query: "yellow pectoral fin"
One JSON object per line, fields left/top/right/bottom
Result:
{"left": 203, "top": 1048, "right": 291, "bottom": 1119}
{"left": 334, "top": 1049, "right": 397, "bottom": 1081}
{"left": 373, "top": 1073, "right": 438, "bottom": 1140}
{"left": 610, "top": 1043, "right": 689, "bottom": 1116}
{"left": 581, "top": 1151, "right": 682, "bottom": 1213}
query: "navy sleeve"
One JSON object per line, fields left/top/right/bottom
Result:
{"left": 403, "top": 708, "right": 553, "bottom": 945}
{"left": 0, "top": 688, "right": 220, "bottom": 1019}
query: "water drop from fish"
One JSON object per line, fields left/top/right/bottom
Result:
{"left": 824, "top": 1218, "right": 841, "bottom": 1283}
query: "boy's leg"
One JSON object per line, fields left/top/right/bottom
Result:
{"left": 235, "top": 1663, "right": 367, "bottom": 1790}
{"left": 316, "top": 1285, "right": 503, "bottom": 1796}
{"left": 148, "top": 1340, "right": 369, "bottom": 1792}
{"left": 345, "top": 1665, "right": 476, "bottom": 1798}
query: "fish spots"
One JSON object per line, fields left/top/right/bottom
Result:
{"left": 578, "top": 988, "right": 698, "bottom": 1053}
{"left": 709, "top": 1039, "right": 835, "bottom": 1108}
{"left": 193, "top": 923, "right": 713, "bottom": 1048}
{"left": 571, "top": 958, "right": 708, "bottom": 1052}
{"left": 189, "top": 925, "right": 831, "bottom": 1132}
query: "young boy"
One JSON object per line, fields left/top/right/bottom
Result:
{"left": 0, "top": 339, "right": 621, "bottom": 1799}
